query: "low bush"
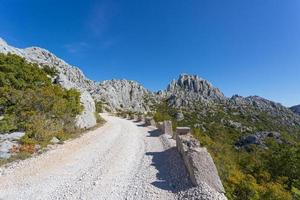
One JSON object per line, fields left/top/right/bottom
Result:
{"left": 0, "top": 53, "right": 82, "bottom": 145}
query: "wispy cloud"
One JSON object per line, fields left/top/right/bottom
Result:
{"left": 86, "top": 1, "right": 118, "bottom": 37}
{"left": 63, "top": 42, "right": 88, "bottom": 53}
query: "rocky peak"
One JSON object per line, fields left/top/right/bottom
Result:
{"left": 167, "top": 74, "right": 225, "bottom": 99}
{"left": 163, "top": 74, "right": 226, "bottom": 107}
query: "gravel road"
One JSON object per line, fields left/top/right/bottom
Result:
{"left": 0, "top": 114, "right": 192, "bottom": 200}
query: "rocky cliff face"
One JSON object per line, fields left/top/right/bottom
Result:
{"left": 290, "top": 105, "right": 300, "bottom": 115}
{"left": 91, "top": 79, "right": 157, "bottom": 112}
{"left": 0, "top": 38, "right": 97, "bottom": 129}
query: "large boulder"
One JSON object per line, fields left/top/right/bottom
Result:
{"left": 176, "top": 134, "right": 225, "bottom": 195}
{"left": 75, "top": 91, "right": 97, "bottom": 129}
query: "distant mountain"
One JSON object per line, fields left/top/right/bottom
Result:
{"left": 290, "top": 105, "right": 300, "bottom": 115}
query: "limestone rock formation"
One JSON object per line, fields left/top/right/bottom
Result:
{"left": 162, "top": 74, "right": 226, "bottom": 107}
{"left": 75, "top": 91, "right": 97, "bottom": 129}
{"left": 0, "top": 38, "right": 97, "bottom": 129}
{"left": 91, "top": 79, "right": 157, "bottom": 112}
{"left": 229, "top": 95, "right": 300, "bottom": 127}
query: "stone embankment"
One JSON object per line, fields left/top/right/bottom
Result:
{"left": 139, "top": 115, "right": 227, "bottom": 199}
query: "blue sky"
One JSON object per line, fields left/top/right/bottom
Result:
{"left": 0, "top": 0, "right": 299, "bottom": 106}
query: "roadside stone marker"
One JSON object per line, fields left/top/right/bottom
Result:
{"left": 157, "top": 122, "right": 163, "bottom": 131}
{"left": 163, "top": 120, "right": 173, "bottom": 136}
{"left": 145, "top": 117, "right": 156, "bottom": 126}
{"left": 174, "top": 127, "right": 190, "bottom": 139}
{"left": 176, "top": 132, "right": 225, "bottom": 194}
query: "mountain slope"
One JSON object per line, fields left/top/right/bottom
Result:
{"left": 291, "top": 105, "right": 300, "bottom": 115}
{"left": 159, "top": 74, "right": 300, "bottom": 128}
{"left": 0, "top": 38, "right": 97, "bottom": 128}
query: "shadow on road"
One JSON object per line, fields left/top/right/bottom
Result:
{"left": 146, "top": 147, "right": 193, "bottom": 192}
{"left": 147, "top": 129, "right": 162, "bottom": 137}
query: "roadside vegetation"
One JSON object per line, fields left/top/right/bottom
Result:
{"left": 0, "top": 53, "right": 83, "bottom": 162}
{"left": 153, "top": 101, "right": 300, "bottom": 200}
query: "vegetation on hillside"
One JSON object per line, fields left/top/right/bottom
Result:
{"left": 153, "top": 100, "right": 300, "bottom": 200}
{"left": 0, "top": 53, "right": 83, "bottom": 148}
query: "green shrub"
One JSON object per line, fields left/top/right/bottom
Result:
{"left": 0, "top": 53, "right": 82, "bottom": 145}
{"left": 95, "top": 101, "right": 103, "bottom": 113}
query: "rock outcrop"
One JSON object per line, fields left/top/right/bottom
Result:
{"left": 235, "top": 131, "right": 282, "bottom": 149}
{"left": 290, "top": 105, "right": 300, "bottom": 115}
{"left": 75, "top": 91, "right": 97, "bottom": 129}
{"left": 0, "top": 38, "right": 97, "bottom": 129}
{"left": 229, "top": 95, "right": 300, "bottom": 127}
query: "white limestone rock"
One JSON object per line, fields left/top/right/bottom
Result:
{"left": 50, "top": 137, "right": 60, "bottom": 144}
{"left": 75, "top": 91, "right": 97, "bottom": 129}
{"left": 0, "top": 132, "right": 25, "bottom": 141}
{"left": 92, "top": 79, "right": 158, "bottom": 112}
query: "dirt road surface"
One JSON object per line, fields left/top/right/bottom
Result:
{"left": 0, "top": 114, "right": 192, "bottom": 200}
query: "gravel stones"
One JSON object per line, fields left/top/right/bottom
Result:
{"left": 163, "top": 121, "right": 173, "bottom": 136}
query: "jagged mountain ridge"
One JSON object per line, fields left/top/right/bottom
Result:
{"left": 1, "top": 37, "right": 299, "bottom": 128}
{"left": 0, "top": 38, "right": 156, "bottom": 113}
{"left": 156, "top": 74, "right": 300, "bottom": 129}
